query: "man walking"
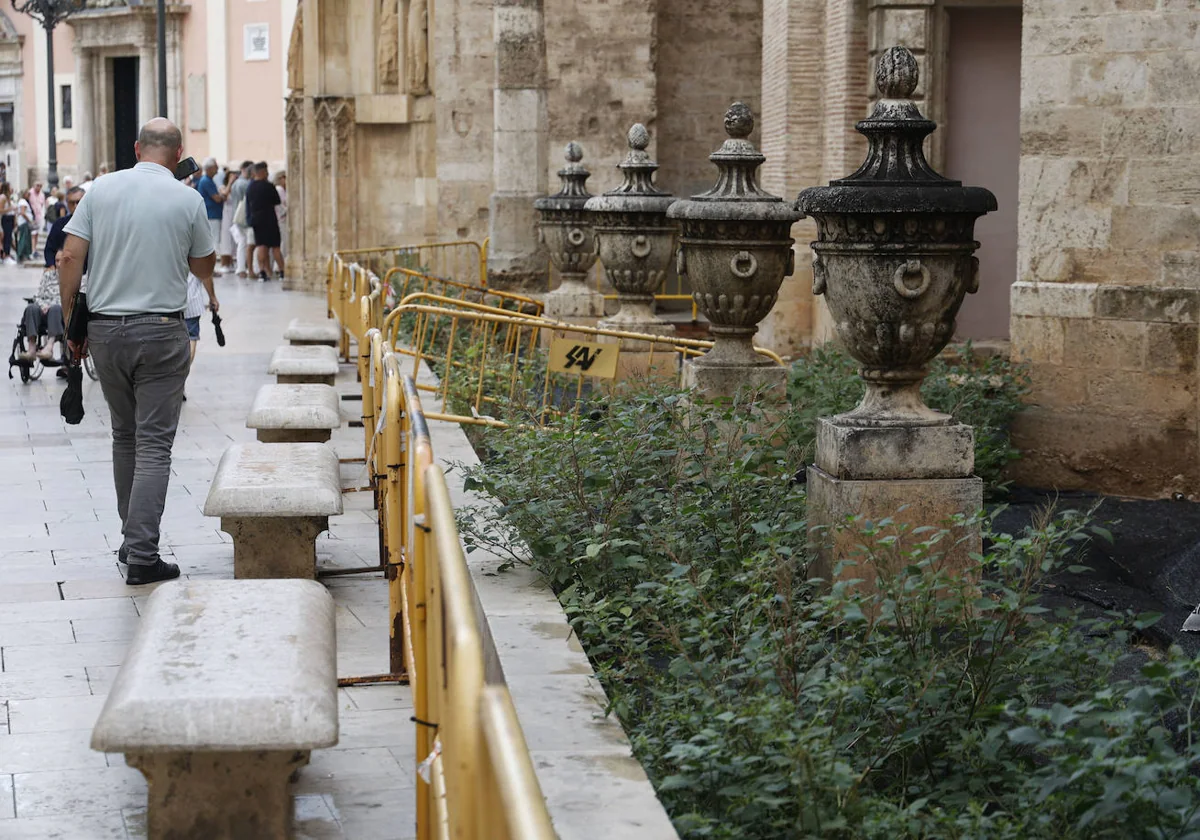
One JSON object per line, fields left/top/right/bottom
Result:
{"left": 196, "top": 157, "right": 227, "bottom": 276}
{"left": 228, "top": 160, "right": 254, "bottom": 277}
{"left": 247, "top": 162, "right": 284, "bottom": 282}
{"left": 58, "top": 118, "right": 219, "bottom": 585}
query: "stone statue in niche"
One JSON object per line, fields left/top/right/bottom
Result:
{"left": 287, "top": 7, "right": 303, "bottom": 92}
{"left": 377, "top": 0, "right": 400, "bottom": 91}
{"left": 405, "top": 0, "right": 429, "bottom": 95}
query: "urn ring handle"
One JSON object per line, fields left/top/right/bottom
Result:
{"left": 730, "top": 251, "right": 758, "bottom": 280}
{"left": 567, "top": 227, "right": 586, "bottom": 247}
{"left": 892, "top": 260, "right": 931, "bottom": 300}
{"left": 631, "top": 235, "right": 652, "bottom": 259}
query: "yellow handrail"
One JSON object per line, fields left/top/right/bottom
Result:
{"left": 352, "top": 347, "right": 553, "bottom": 838}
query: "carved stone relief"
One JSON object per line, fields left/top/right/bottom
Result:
{"left": 287, "top": 6, "right": 304, "bottom": 92}
{"left": 377, "top": 0, "right": 400, "bottom": 92}
{"left": 405, "top": 0, "right": 429, "bottom": 95}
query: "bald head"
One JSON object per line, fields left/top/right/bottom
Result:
{"left": 135, "top": 118, "right": 184, "bottom": 169}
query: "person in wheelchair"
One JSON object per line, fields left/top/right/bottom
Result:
{"left": 18, "top": 251, "right": 65, "bottom": 363}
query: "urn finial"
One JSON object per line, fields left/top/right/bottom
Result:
{"left": 606, "top": 122, "right": 667, "bottom": 197}
{"left": 724, "top": 102, "right": 754, "bottom": 139}
{"left": 628, "top": 123, "right": 649, "bottom": 151}
{"left": 877, "top": 46, "right": 919, "bottom": 99}
{"left": 535, "top": 141, "right": 592, "bottom": 208}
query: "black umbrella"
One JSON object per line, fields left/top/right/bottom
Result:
{"left": 59, "top": 357, "right": 84, "bottom": 424}
{"left": 212, "top": 311, "right": 226, "bottom": 347}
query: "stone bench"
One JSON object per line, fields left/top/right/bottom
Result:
{"left": 247, "top": 384, "right": 342, "bottom": 443}
{"left": 91, "top": 579, "right": 338, "bottom": 839}
{"left": 284, "top": 317, "right": 341, "bottom": 347}
{"left": 203, "top": 442, "right": 344, "bottom": 579}
{"left": 268, "top": 345, "right": 340, "bottom": 386}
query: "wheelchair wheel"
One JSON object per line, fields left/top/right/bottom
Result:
{"left": 23, "top": 359, "right": 43, "bottom": 382}
{"left": 83, "top": 354, "right": 98, "bottom": 381}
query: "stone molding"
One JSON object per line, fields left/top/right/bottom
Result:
{"left": 1011, "top": 281, "right": 1199, "bottom": 324}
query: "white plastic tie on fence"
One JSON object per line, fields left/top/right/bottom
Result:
{"left": 417, "top": 738, "right": 443, "bottom": 784}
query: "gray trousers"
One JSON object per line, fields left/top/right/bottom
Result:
{"left": 22, "top": 303, "right": 64, "bottom": 342}
{"left": 88, "top": 317, "right": 190, "bottom": 566}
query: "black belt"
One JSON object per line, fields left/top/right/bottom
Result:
{"left": 91, "top": 311, "right": 184, "bottom": 322}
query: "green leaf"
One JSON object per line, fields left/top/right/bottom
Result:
{"left": 1007, "top": 726, "right": 1044, "bottom": 746}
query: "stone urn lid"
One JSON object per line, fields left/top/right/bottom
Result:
{"left": 584, "top": 123, "right": 676, "bottom": 215}
{"left": 667, "top": 102, "right": 802, "bottom": 224}
{"left": 534, "top": 142, "right": 592, "bottom": 213}
{"left": 795, "top": 47, "right": 997, "bottom": 217}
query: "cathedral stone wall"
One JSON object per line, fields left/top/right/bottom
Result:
{"left": 655, "top": 0, "right": 763, "bottom": 199}
{"left": 1009, "top": 0, "right": 1200, "bottom": 498}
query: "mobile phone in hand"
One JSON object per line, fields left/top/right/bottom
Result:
{"left": 174, "top": 157, "right": 200, "bottom": 181}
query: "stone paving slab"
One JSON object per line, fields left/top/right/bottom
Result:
{"left": 0, "top": 268, "right": 415, "bottom": 839}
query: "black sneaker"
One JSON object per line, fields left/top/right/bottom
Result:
{"left": 126, "top": 559, "right": 181, "bottom": 586}
{"left": 259, "top": 270, "right": 269, "bottom": 282}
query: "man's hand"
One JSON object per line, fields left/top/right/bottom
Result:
{"left": 209, "top": 298, "right": 220, "bottom": 314}
{"left": 68, "top": 338, "right": 88, "bottom": 360}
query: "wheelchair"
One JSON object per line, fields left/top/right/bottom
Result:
{"left": 8, "top": 296, "right": 97, "bottom": 384}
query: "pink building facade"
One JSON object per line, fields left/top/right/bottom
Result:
{"left": 0, "top": 0, "right": 294, "bottom": 189}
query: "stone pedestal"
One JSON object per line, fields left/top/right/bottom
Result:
{"left": 807, "top": 418, "right": 982, "bottom": 591}
{"left": 682, "top": 359, "right": 787, "bottom": 400}
{"left": 128, "top": 750, "right": 309, "bottom": 840}
{"left": 223, "top": 516, "right": 329, "bottom": 580}
{"left": 256, "top": 429, "right": 333, "bottom": 444}
{"left": 544, "top": 277, "right": 605, "bottom": 324}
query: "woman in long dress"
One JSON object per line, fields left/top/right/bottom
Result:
{"left": 14, "top": 191, "right": 33, "bottom": 263}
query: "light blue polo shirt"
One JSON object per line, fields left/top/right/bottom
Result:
{"left": 64, "top": 161, "right": 214, "bottom": 316}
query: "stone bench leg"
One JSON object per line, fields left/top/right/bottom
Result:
{"left": 128, "top": 750, "right": 309, "bottom": 840}
{"left": 276, "top": 373, "right": 337, "bottom": 386}
{"left": 288, "top": 338, "right": 339, "bottom": 347}
{"left": 222, "top": 516, "right": 329, "bottom": 579}
{"left": 256, "top": 429, "right": 333, "bottom": 444}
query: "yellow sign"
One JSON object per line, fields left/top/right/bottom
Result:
{"left": 547, "top": 337, "right": 619, "bottom": 380}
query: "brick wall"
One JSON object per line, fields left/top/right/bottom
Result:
{"left": 1011, "top": 0, "right": 1200, "bottom": 498}
{"left": 757, "top": 0, "right": 826, "bottom": 356}
{"left": 655, "top": 0, "right": 763, "bottom": 199}
{"left": 544, "top": 0, "right": 658, "bottom": 195}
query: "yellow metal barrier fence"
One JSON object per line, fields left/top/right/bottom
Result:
{"left": 423, "top": 464, "right": 557, "bottom": 840}
{"left": 357, "top": 346, "right": 553, "bottom": 838}
{"left": 386, "top": 267, "right": 543, "bottom": 318}
{"left": 381, "top": 296, "right": 784, "bottom": 428}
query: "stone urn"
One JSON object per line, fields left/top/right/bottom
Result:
{"left": 795, "top": 46, "right": 997, "bottom": 426}
{"left": 668, "top": 102, "right": 801, "bottom": 396}
{"left": 585, "top": 123, "right": 677, "bottom": 335}
{"left": 534, "top": 142, "right": 605, "bottom": 321}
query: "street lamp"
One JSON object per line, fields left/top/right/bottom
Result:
{"left": 12, "top": 0, "right": 87, "bottom": 188}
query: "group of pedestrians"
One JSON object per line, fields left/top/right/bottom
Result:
{"left": 0, "top": 168, "right": 105, "bottom": 265}
{"left": 190, "top": 158, "right": 287, "bottom": 282}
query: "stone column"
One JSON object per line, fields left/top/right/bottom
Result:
{"left": 486, "top": 0, "right": 548, "bottom": 291}
{"left": 138, "top": 43, "right": 156, "bottom": 125}
{"left": 74, "top": 47, "right": 94, "bottom": 176}
{"left": 797, "top": 48, "right": 996, "bottom": 593}
{"left": 284, "top": 95, "right": 306, "bottom": 289}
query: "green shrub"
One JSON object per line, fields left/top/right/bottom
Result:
{"left": 459, "top": 384, "right": 1200, "bottom": 840}
{"left": 788, "top": 345, "right": 1030, "bottom": 493}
